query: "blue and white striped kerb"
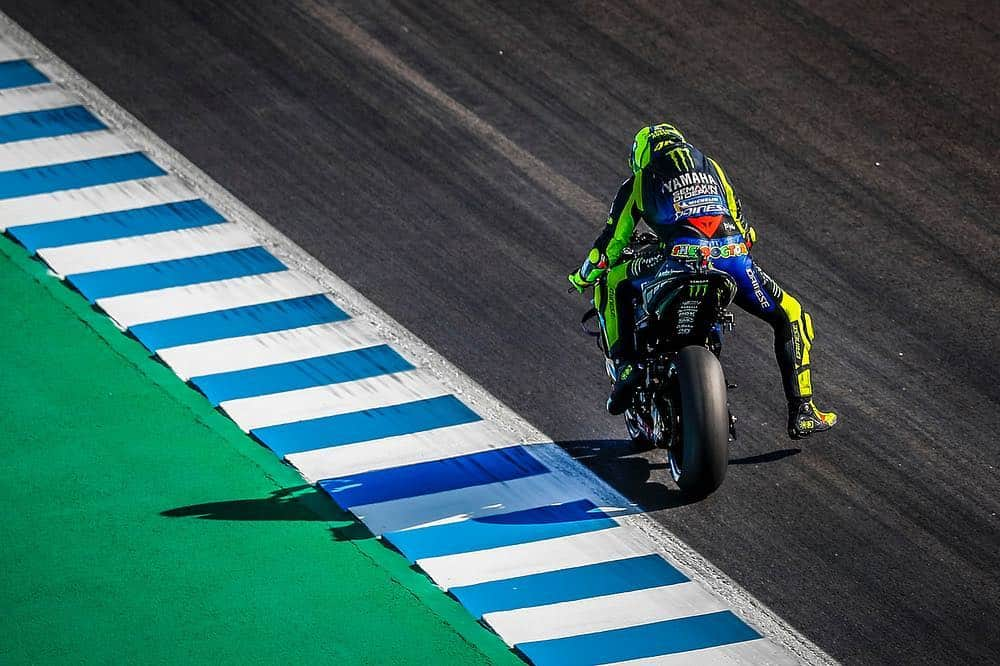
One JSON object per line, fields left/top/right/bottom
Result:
{"left": 0, "top": 33, "right": 799, "bottom": 666}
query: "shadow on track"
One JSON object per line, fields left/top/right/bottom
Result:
{"left": 163, "top": 485, "right": 345, "bottom": 522}
{"left": 561, "top": 438, "right": 800, "bottom": 511}
{"left": 729, "top": 448, "right": 801, "bottom": 465}
{"left": 161, "top": 484, "right": 378, "bottom": 542}
{"left": 160, "top": 442, "right": 800, "bottom": 532}
{"left": 562, "top": 438, "right": 692, "bottom": 511}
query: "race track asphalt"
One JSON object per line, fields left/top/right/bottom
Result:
{"left": 6, "top": 1, "right": 997, "bottom": 663}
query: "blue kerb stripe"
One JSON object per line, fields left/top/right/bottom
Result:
{"left": 0, "top": 105, "right": 105, "bottom": 144}
{"left": 9, "top": 200, "right": 224, "bottom": 252}
{"left": 384, "top": 499, "right": 616, "bottom": 563}
{"left": 130, "top": 294, "right": 348, "bottom": 351}
{"left": 0, "top": 152, "right": 165, "bottom": 200}
{"left": 252, "top": 395, "right": 481, "bottom": 458}
{"left": 451, "top": 554, "right": 688, "bottom": 618}
{"left": 190, "top": 344, "right": 413, "bottom": 405}
{"left": 319, "top": 446, "right": 547, "bottom": 509}
{"left": 67, "top": 245, "right": 286, "bottom": 301}
{"left": 0, "top": 60, "right": 48, "bottom": 90}
{"left": 517, "top": 611, "right": 761, "bottom": 665}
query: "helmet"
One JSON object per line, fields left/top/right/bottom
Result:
{"left": 629, "top": 123, "right": 686, "bottom": 173}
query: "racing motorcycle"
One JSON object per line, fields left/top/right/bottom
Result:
{"left": 582, "top": 233, "right": 739, "bottom": 497}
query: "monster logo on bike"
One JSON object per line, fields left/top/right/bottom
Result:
{"left": 580, "top": 233, "right": 739, "bottom": 497}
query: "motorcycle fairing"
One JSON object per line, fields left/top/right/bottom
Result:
{"left": 640, "top": 260, "right": 737, "bottom": 321}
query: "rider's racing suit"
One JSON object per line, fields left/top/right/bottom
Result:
{"left": 571, "top": 131, "right": 836, "bottom": 439}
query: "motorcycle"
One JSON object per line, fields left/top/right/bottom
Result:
{"left": 582, "top": 233, "right": 739, "bottom": 497}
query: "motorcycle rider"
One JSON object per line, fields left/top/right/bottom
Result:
{"left": 568, "top": 123, "right": 837, "bottom": 439}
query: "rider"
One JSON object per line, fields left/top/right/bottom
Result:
{"left": 568, "top": 123, "right": 837, "bottom": 440}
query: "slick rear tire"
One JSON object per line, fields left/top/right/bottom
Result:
{"left": 672, "top": 345, "right": 729, "bottom": 497}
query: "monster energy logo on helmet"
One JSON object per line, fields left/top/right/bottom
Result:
{"left": 630, "top": 123, "right": 686, "bottom": 173}
{"left": 666, "top": 147, "right": 694, "bottom": 170}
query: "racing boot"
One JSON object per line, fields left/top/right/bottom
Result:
{"left": 607, "top": 361, "right": 641, "bottom": 416}
{"left": 788, "top": 399, "right": 838, "bottom": 439}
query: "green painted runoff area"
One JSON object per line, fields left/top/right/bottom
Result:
{"left": 0, "top": 235, "right": 519, "bottom": 665}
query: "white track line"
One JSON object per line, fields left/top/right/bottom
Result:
{"left": 420, "top": 525, "right": 659, "bottom": 589}
{"left": 96, "top": 270, "right": 317, "bottom": 330}
{"left": 0, "top": 130, "right": 131, "bottom": 172}
{"left": 485, "top": 583, "right": 727, "bottom": 646}
{"left": 287, "top": 420, "right": 513, "bottom": 482}
{"left": 221, "top": 368, "right": 449, "bottom": 432}
{"left": 0, "top": 40, "right": 21, "bottom": 62}
{"left": 157, "top": 319, "right": 380, "bottom": 380}
{"left": 39, "top": 222, "right": 255, "bottom": 275}
{"left": 0, "top": 176, "right": 195, "bottom": 230}
{"left": 0, "top": 82, "right": 74, "bottom": 116}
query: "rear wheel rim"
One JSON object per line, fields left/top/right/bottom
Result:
{"left": 624, "top": 409, "right": 644, "bottom": 441}
{"left": 661, "top": 378, "right": 684, "bottom": 483}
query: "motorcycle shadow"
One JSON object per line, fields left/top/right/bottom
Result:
{"left": 729, "top": 448, "right": 801, "bottom": 465}
{"left": 561, "top": 439, "right": 800, "bottom": 510}
{"left": 161, "top": 484, "right": 348, "bottom": 524}
{"left": 562, "top": 438, "right": 692, "bottom": 510}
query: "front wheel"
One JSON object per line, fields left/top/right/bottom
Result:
{"left": 667, "top": 345, "right": 730, "bottom": 497}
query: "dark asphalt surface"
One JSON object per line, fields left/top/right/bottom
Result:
{"left": 6, "top": 1, "right": 998, "bottom": 663}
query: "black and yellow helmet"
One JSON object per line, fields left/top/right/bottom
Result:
{"left": 629, "top": 123, "right": 686, "bottom": 173}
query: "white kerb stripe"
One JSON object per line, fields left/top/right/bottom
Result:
{"left": 419, "top": 525, "right": 658, "bottom": 589}
{"left": 39, "top": 223, "right": 256, "bottom": 276}
{"left": 0, "top": 130, "right": 131, "bottom": 172}
{"left": 352, "top": 471, "right": 594, "bottom": 536}
{"left": 598, "top": 638, "right": 798, "bottom": 666}
{"left": 0, "top": 40, "right": 22, "bottom": 63}
{"left": 287, "top": 420, "right": 511, "bottom": 482}
{"left": 220, "top": 368, "right": 449, "bottom": 432}
{"left": 485, "top": 583, "right": 727, "bottom": 647}
{"left": 0, "top": 82, "right": 74, "bottom": 115}
{"left": 0, "top": 176, "right": 196, "bottom": 230}
{"left": 157, "top": 319, "right": 380, "bottom": 380}
{"left": 96, "top": 269, "right": 322, "bottom": 329}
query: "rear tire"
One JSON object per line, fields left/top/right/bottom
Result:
{"left": 670, "top": 345, "right": 729, "bottom": 497}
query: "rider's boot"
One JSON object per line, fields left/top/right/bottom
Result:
{"left": 607, "top": 361, "right": 640, "bottom": 416}
{"left": 787, "top": 399, "right": 838, "bottom": 439}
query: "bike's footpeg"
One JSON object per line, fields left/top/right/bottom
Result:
{"left": 729, "top": 413, "right": 739, "bottom": 440}
{"left": 727, "top": 382, "right": 738, "bottom": 390}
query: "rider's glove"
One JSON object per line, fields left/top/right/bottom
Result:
{"left": 745, "top": 225, "right": 757, "bottom": 250}
{"left": 568, "top": 249, "right": 608, "bottom": 293}
{"left": 568, "top": 270, "right": 593, "bottom": 293}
